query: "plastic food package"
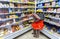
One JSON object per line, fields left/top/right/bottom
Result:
{"left": 11, "top": 25, "right": 20, "bottom": 32}
{"left": 52, "top": 2, "right": 56, "bottom": 7}
{"left": 57, "top": 8, "right": 60, "bottom": 12}
{"left": 0, "top": 28, "right": 8, "bottom": 36}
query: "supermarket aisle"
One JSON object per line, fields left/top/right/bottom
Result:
{"left": 15, "top": 30, "right": 49, "bottom": 39}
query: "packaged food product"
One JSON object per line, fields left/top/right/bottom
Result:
{"left": 0, "top": 28, "right": 8, "bottom": 36}
{"left": 18, "top": 4, "right": 20, "bottom": 8}
{"left": 4, "top": 28, "right": 8, "bottom": 35}
{"left": 22, "top": 16, "right": 28, "bottom": 21}
{"left": 11, "top": 25, "right": 20, "bottom": 32}
{"left": 57, "top": 8, "right": 60, "bottom": 12}
{"left": 45, "top": 3, "right": 50, "bottom": 7}
{"left": 9, "top": 15, "right": 18, "bottom": 18}
{"left": 0, "top": 28, "right": 4, "bottom": 36}
{"left": 23, "top": 21, "right": 29, "bottom": 27}
{"left": 10, "top": 3, "right": 14, "bottom": 8}
{"left": 52, "top": 2, "right": 56, "bottom": 7}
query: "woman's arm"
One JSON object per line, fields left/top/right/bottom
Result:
{"left": 33, "top": 13, "right": 40, "bottom": 20}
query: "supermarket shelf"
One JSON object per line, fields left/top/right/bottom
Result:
{"left": 22, "top": 11, "right": 35, "bottom": 13}
{"left": 0, "top": 7, "right": 9, "bottom": 8}
{"left": 4, "top": 26, "right": 32, "bottom": 39}
{"left": 44, "top": 20, "right": 60, "bottom": 27}
{"left": 43, "top": 11, "right": 57, "bottom": 13}
{"left": 10, "top": 2, "right": 35, "bottom": 4}
{"left": 43, "top": 6, "right": 60, "bottom": 8}
{"left": 0, "top": 0, "right": 34, "bottom": 39}
{"left": 19, "top": 16, "right": 34, "bottom": 22}
{"left": 0, "top": 16, "right": 23, "bottom": 22}
{"left": 0, "top": 22, "right": 17, "bottom": 28}
{"left": 0, "top": 17, "right": 21, "bottom": 21}
{"left": 14, "top": 12, "right": 21, "bottom": 13}
{"left": 0, "top": 0, "right": 9, "bottom": 2}
{"left": 0, "top": 13, "right": 22, "bottom": 15}
{"left": 0, "top": 20, "right": 22, "bottom": 28}
{"left": 36, "top": 11, "right": 60, "bottom": 14}
{"left": 45, "top": 16, "right": 60, "bottom": 20}
{"left": 10, "top": 7, "right": 20, "bottom": 8}
{"left": 0, "top": 13, "right": 9, "bottom": 15}
{"left": 41, "top": 28, "right": 60, "bottom": 39}
{"left": 37, "top": 6, "right": 60, "bottom": 8}
{"left": 0, "top": 18, "right": 12, "bottom": 21}
{"left": 0, "top": 13, "right": 22, "bottom": 21}
{"left": 10, "top": 12, "right": 22, "bottom": 14}
{"left": 0, "top": 7, "right": 34, "bottom": 9}
{"left": 0, "top": 0, "right": 35, "bottom": 4}
{"left": 37, "top": 0, "right": 57, "bottom": 4}
{"left": 10, "top": 7, "right": 35, "bottom": 9}
{"left": 36, "top": 11, "right": 46, "bottom": 13}
{"left": 0, "top": 17, "right": 33, "bottom": 28}
{"left": 11, "top": 11, "right": 34, "bottom": 13}
{"left": 18, "top": 2, "right": 35, "bottom": 4}
{"left": 36, "top": 7, "right": 43, "bottom": 9}
{"left": 20, "top": 7, "right": 35, "bottom": 9}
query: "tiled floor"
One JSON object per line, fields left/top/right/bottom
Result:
{"left": 15, "top": 30, "right": 49, "bottom": 39}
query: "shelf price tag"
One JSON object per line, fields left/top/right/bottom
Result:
{"left": 10, "top": 12, "right": 15, "bottom": 14}
{"left": 50, "top": 0, "right": 53, "bottom": 2}
{"left": 28, "top": 2, "right": 35, "bottom": 4}
{"left": 49, "top": 32, "right": 52, "bottom": 35}
{"left": 36, "top": 10, "right": 43, "bottom": 12}
{"left": 45, "top": 16, "right": 48, "bottom": 17}
{"left": 44, "top": 6, "right": 46, "bottom": 8}
{"left": 56, "top": 5, "right": 59, "bottom": 7}
{"left": 10, "top": 0, "right": 13, "bottom": 2}
{"left": 16, "top": 22, "right": 19, "bottom": 24}
{"left": 15, "top": 0, "right": 18, "bottom": 2}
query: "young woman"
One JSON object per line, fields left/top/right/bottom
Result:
{"left": 32, "top": 13, "right": 44, "bottom": 38}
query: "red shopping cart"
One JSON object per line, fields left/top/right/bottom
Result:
{"left": 31, "top": 20, "right": 44, "bottom": 38}
{"left": 32, "top": 20, "right": 44, "bottom": 30}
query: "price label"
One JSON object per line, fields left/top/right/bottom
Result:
{"left": 32, "top": 11, "right": 34, "bottom": 12}
{"left": 49, "top": 32, "right": 52, "bottom": 35}
{"left": 28, "top": 2, "right": 35, "bottom": 4}
{"left": 10, "top": 12, "right": 15, "bottom": 14}
{"left": 56, "top": 5, "right": 59, "bottom": 7}
{"left": 15, "top": 0, "right": 18, "bottom": 2}
{"left": 44, "top": 6, "right": 46, "bottom": 8}
{"left": 10, "top": 0, "right": 13, "bottom": 2}
{"left": 16, "top": 22, "right": 19, "bottom": 24}
{"left": 45, "top": 16, "right": 48, "bottom": 18}
{"left": 25, "top": 26, "right": 29, "bottom": 29}
{"left": 50, "top": 0, "right": 53, "bottom": 2}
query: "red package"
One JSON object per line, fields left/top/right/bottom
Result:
{"left": 32, "top": 20, "right": 44, "bottom": 30}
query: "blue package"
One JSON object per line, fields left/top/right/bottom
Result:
{"left": 57, "top": 28, "right": 60, "bottom": 33}
{"left": 38, "top": 4, "right": 43, "bottom": 8}
{"left": 57, "top": 1, "right": 60, "bottom": 6}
